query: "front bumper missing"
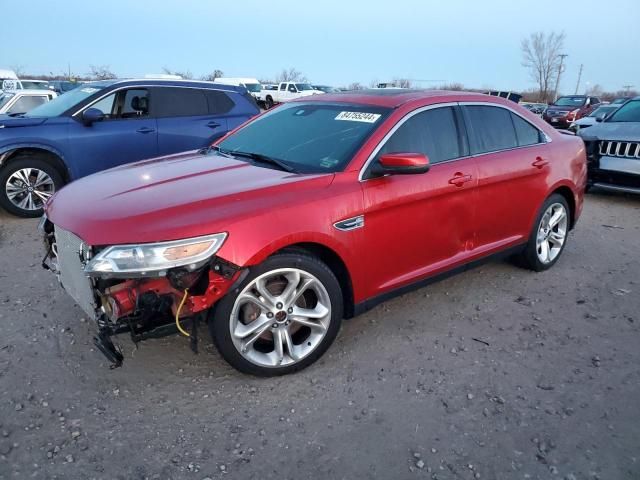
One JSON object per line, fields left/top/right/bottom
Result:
{"left": 42, "top": 221, "right": 243, "bottom": 368}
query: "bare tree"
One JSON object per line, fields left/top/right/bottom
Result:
{"left": 347, "top": 82, "right": 365, "bottom": 91}
{"left": 161, "top": 67, "right": 193, "bottom": 79}
{"left": 200, "top": 70, "right": 224, "bottom": 81}
{"left": 521, "top": 31, "right": 565, "bottom": 103}
{"left": 275, "top": 68, "right": 307, "bottom": 83}
{"left": 10, "top": 64, "right": 26, "bottom": 77}
{"left": 585, "top": 84, "right": 603, "bottom": 97}
{"left": 88, "top": 65, "right": 117, "bottom": 80}
{"left": 393, "top": 78, "right": 413, "bottom": 88}
{"left": 439, "top": 82, "right": 465, "bottom": 91}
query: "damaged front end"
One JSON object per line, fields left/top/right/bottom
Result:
{"left": 40, "top": 216, "right": 244, "bottom": 368}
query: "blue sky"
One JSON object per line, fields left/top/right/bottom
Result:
{"left": 2, "top": 0, "right": 638, "bottom": 93}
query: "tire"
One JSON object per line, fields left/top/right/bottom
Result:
{"left": 0, "top": 155, "right": 64, "bottom": 218}
{"left": 265, "top": 96, "right": 273, "bottom": 109}
{"left": 209, "top": 252, "right": 343, "bottom": 376}
{"left": 519, "top": 193, "right": 571, "bottom": 272}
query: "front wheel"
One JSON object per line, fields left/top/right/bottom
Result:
{"left": 0, "top": 155, "right": 63, "bottom": 217}
{"left": 519, "top": 194, "right": 570, "bottom": 272}
{"left": 209, "top": 252, "right": 343, "bottom": 376}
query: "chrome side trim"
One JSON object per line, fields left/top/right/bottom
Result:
{"left": 333, "top": 215, "right": 365, "bottom": 231}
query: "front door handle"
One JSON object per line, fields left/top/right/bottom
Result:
{"left": 532, "top": 157, "right": 549, "bottom": 169}
{"left": 206, "top": 121, "right": 221, "bottom": 129}
{"left": 136, "top": 127, "right": 155, "bottom": 134}
{"left": 448, "top": 172, "right": 473, "bottom": 187}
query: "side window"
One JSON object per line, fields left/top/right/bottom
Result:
{"left": 152, "top": 87, "right": 208, "bottom": 117}
{"left": 591, "top": 97, "right": 600, "bottom": 105}
{"left": 86, "top": 89, "right": 149, "bottom": 119}
{"left": 7, "top": 95, "right": 47, "bottom": 114}
{"left": 279, "top": 83, "right": 287, "bottom": 91}
{"left": 90, "top": 93, "right": 117, "bottom": 117}
{"left": 120, "top": 89, "right": 149, "bottom": 118}
{"left": 205, "top": 90, "right": 235, "bottom": 114}
{"left": 288, "top": 84, "right": 297, "bottom": 93}
{"left": 464, "top": 105, "right": 518, "bottom": 154}
{"left": 376, "top": 107, "right": 463, "bottom": 165}
{"left": 510, "top": 113, "right": 542, "bottom": 147}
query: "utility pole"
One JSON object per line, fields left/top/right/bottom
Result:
{"left": 553, "top": 54, "right": 568, "bottom": 102}
{"left": 68, "top": 63, "right": 71, "bottom": 80}
{"left": 622, "top": 84, "right": 634, "bottom": 95}
{"left": 574, "top": 64, "right": 583, "bottom": 94}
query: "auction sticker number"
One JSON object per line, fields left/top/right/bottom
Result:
{"left": 335, "top": 111, "right": 381, "bottom": 123}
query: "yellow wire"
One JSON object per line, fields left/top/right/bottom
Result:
{"left": 175, "top": 289, "right": 190, "bottom": 337}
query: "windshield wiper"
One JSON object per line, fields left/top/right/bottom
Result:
{"left": 230, "top": 150, "right": 296, "bottom": 173}
{"left": 201, "top": 145, "right": 235, "bottom": 158}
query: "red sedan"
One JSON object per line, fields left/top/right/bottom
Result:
{"left": 42, "top": 90, "right": 586, "bottom": 376}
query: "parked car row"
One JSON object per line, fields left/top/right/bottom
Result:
{"left": 0, "top": 79, "right": 260, "bottom": 217}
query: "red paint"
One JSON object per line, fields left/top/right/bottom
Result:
{"left": 47, "top": 91, "right": 586, "bottom": 310}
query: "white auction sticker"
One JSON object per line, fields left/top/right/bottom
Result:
{"left": 335, "top": 111, "right": 381, "bottom": 123}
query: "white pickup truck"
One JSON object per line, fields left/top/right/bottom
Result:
{"left": 261, "top": 82, "right": 324, "bottom": 108}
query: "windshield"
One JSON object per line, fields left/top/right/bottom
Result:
{"left": 607, "top": 100, "right": 640, "bottom": 122}
{"left": 22, "top": 81, "right": 49, "bottom": 90}
{"left": 588, "top": 106, "right": 617, "bottom": 118}
{"left": 295, "top": 83, "right": 314, "bottom": 91}
{"left": 554, "top": 96, "right": 586, "bottom": 107}
{"left": 25, "top": 85, "right": 107, "bottom": 117}
{"left": 217, "top": 103, "right": 391, "bottom": 173}
{"left": 0, "top": 92, "right": 15, "bottom": 109}
{"left": 245, "top": 83, "right": 262, "bottom": 93}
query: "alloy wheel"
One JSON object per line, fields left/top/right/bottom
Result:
{"left": 5, "top": 168, "right": 55, "bottom": 212}
{"left": 229, "top": 268, "right": 332, "bottom": 368}
{"left": 535, "top": 202, "right": 568, "bottom": 264}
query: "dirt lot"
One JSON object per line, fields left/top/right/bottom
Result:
{"left": 0, "top": 192, "right": 639, "bottom": 480}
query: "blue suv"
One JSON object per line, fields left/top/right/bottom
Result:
{"left": 0, "top": 79, "right": 259, "bottom": 217}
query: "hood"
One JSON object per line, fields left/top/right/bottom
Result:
{"left": 298, "top": 91, "right": 323, "bottom": 97}
{"left": 0, "top": 115, "right": 48, "bottom": 128}
{"left": 46, "top": 151, "right": 334, "bottom": 246}
{"left": 546, "top": 105, "right": 582, "bottom": 114}
{"left": 575, "top": 117, "right": 597, "bottom": 126}
{"left": 578, "top": 121, "right": 640, "bottom": 142}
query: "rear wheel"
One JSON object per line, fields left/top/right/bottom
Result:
{"left": 519, "top": 194, "right": 570, "bottom": 271}
{"left": 0, "top": 155, "right": 63, "bottom": 217}
{"left": 209, "top": 252, "right": 343, "bottom": 376}
{"left": 265, "top": 96, "right": 274, "bottom": 109}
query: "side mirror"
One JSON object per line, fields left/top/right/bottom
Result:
{"left": 371, "top": 153, "right": 430, "bottom": 177}
{"left": 596, "top": 116, "right": 605, "bottom": 122}
{"left": 81, "top": 107, "right": 105, "bottom": 126}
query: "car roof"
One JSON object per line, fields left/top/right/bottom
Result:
{"left": 293, "top": 89, "right": 498, "bottom": 108}
{"left": 97, "top": 78, "right": 245, "bottom": 93}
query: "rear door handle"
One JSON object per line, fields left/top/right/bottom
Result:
{"left": 532, "top": 157, "right": 549, "bottom": 168}
{"left": 448, "top": 173, "right": 473, "bottom": 187}
{"left": 206, "top": 121, "right": 221, "bottom": 129}
{"left": 136, "top": 127, "right": 155, "bottom": 134}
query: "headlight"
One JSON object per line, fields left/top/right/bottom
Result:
{"left": 84, "top": 233, "right": 227, "bottom": 277}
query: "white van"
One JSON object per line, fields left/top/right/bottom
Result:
{"left": 213, "top": 77, "right": 261, "bottom": 100}
{"left": 0, "top": 69, "right": 22, "bottom": 91}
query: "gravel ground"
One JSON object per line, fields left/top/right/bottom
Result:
{"left": 0, "top": 191, "right": 639, "bottom": 480}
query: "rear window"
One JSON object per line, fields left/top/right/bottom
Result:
{"left": 464, "top": 105, "right": 519, "bottom": 154}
